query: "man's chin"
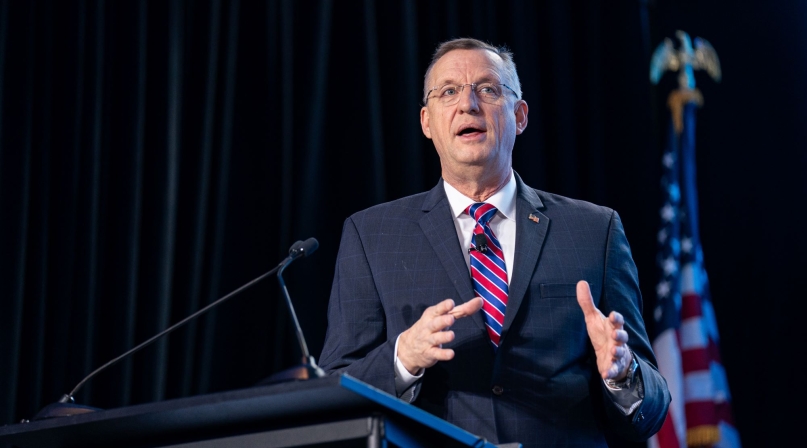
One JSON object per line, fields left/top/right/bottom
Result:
{"left": 451, "top": 145, "right": 497, "bottom": 163}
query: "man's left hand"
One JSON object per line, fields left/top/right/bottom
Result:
{"left": 576, "top": 280, "right": 633, "bottom": 381}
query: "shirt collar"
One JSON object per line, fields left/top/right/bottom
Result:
{"left": 443, "top": 170, "right": 516, "bottom": 221}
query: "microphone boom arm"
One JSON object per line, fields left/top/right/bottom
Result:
{"left": 64, "top": 262, "right": 286, "bottom": 403}
{"left": 33, "top": 237, "right": 321, "bottom": 420}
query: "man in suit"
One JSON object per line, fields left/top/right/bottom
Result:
{"left": 319, "top": 38, "right": 670, "bottom": 447}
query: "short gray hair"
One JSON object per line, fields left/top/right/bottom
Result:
{"left": 422, "top": 38, "right": 523, "bottom": 105}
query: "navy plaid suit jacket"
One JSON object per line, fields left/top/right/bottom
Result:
{"left": 319, "top": 173, "right": 670, "bottom": 447}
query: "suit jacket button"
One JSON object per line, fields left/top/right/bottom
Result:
{"left": 492, "top": 385, "right": 504, "bottom": 395}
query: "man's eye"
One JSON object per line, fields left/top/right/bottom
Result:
{"left": 441, "top": 87, "right": 457, "bottom": 96}
{"left": 478, "top": 85, "right": 496, "bottom": 95}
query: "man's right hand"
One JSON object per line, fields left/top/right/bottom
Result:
{"left": 397, "top": 297, "right": 484, "bottom": 375}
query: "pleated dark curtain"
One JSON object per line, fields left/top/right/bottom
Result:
{"left": 0, "top": 0, "right": 652, "bottom": 418}
{"left": 2, "top": 1, "right": 807, "bottom": 447}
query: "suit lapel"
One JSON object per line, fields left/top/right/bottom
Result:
{"left": 419, "top": 180, "right": 486, "bottom": 333}
{"left": 502, "top": 173, "right": 549, "bottom": 336}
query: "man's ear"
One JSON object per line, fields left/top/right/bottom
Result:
{"left": 420, "top": 106, "right": 432, "bottom": 139}
{"left": 514, "top": 100, "right": 529, "bottom": 135}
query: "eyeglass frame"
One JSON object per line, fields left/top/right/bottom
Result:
{"left": 423, "top": 83, "right": 518, "bottom": 106}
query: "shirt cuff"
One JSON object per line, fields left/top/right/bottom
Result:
{"left": 394, "top": 334, "right": 423, "bottom": 402}
{"left": 602, "top": 366, "right": 645, "bottom": 415}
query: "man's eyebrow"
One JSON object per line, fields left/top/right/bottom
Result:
{"left": 431, "top": 76, "right": 459, "bottom": 86}
{"left": 432, "top": 75, "right": 501, "bottom": 86}
{"left": 474, "top": 75, "right": 500, "bottom": 84}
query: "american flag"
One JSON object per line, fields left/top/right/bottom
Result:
{"left": 648, "top": 98, "right": 740, "bottom": 448}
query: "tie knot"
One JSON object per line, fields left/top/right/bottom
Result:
{"left": 466, "top": 202, "right": 498, "bottom": 226}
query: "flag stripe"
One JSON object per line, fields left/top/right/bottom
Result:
{"left": 683, "top": 371, "right": 715, "bottom": 401}
{"left": 680, "top": 347, "right": 710, "bottom": 372}
{"left": 680, "top": 293, "right": 702, "bottom": 319}
{"left": 684, "top": 402, "right": 718, "bottom": 428}
{"left": 653, "top": 412, "right": 682, "bottom": 448}
{"left": 652, "top": 328, "right": 687, "bottom": 447}
{"left": 679, "top": 316, "right": 707, "bottom": 350}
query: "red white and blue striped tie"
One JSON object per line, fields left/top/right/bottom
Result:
{"left": 466, "top": 202, "right": 508, "bottom": 349}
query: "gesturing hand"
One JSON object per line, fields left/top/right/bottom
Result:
{"left": 397, "top": 297, "right": 484, "bottom": 375}
{"left": 576, "top": 280, "right": 633, "bottom": 381}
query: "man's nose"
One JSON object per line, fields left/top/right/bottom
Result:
{"left": 458, "top": 85, "right": 480, "bottom": 113}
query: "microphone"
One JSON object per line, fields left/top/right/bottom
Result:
{"left": 468, "top": 234, "right": 488, "bottom": 253}
{"left": 255, "top": 237, "right": 326, "bottom": 385}
{"left": 30, "top": 238, "right": 320, "bottom": 421}
{"left": 288, "top": 237, "right": 317, "bottom": 260}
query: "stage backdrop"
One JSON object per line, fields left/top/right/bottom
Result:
{"left": 1, "top": 1, "right": 805, "bottom": 447}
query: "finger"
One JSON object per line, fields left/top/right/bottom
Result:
{"left": 607, "top": 356, "right": 626, "bottom": 378}
{"left": 428, "top": 347, "right": 456, "bottom": 362}
{"left": 449, "top": 297, "right": 484, "bottom": 318}
{"left": 619, "top": 346, "right": 632, "bottom": 362}
{"left": 612, "top": 329, "right": 629, "bottom": 344}
{"left": 575, "top": 280, "right": 597, "bottom": 316}
{"left": 612, "top": 345, "right": 628, "bottom": 359}
{"left": 608, "top": 311, "right": 625, "bottom": 327}
{"left": 430, "top": 298, "right": 456, "bottom": 317}
{"left": 431, "top": 330, "right": 455, "bottom": 346}
{"left": 426, "top": 314, "right": 455, "bottom": 332}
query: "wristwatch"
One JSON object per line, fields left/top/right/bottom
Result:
{"left": 605, "top": 353, "right": 639, "bottom": 389}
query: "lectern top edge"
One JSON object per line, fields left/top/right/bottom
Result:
{"left": 0, "top": 374, "right": 506, "bottom": 448}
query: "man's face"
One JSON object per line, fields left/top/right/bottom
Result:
{"left": 420, "top": 49, "right": 528, "bottom": 181}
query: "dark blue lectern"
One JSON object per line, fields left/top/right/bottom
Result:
{"left": 0, "top": 374, "right": 520, "bottom": 447}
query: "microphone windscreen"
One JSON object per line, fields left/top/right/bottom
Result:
{"left": 299, "top": 238, "right": 319, "bottom": 257}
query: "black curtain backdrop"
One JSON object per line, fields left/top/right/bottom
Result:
{"left": 1, "top": 1, "right": 805, "bottom": 446}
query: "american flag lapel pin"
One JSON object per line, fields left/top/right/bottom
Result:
{"left": 528, "top": 214, "right": 540, "bottom": 224}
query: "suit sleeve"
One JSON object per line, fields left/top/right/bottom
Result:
{"left": 599, "top": 211, "right": 671, "bottom": 441}
{"left": 318, "top": 216, "right": 398, "bottom": 396}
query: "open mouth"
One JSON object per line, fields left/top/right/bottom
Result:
{"left": 458, "top": 126, "right": 485, "bottom": 136}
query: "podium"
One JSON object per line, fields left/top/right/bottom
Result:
{"left": 0, "top": 374, "right": 517, "bottom": 448}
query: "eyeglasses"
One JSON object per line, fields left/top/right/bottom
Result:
{"left": 425, "top": 83, "right": 516, "bottom": 106}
